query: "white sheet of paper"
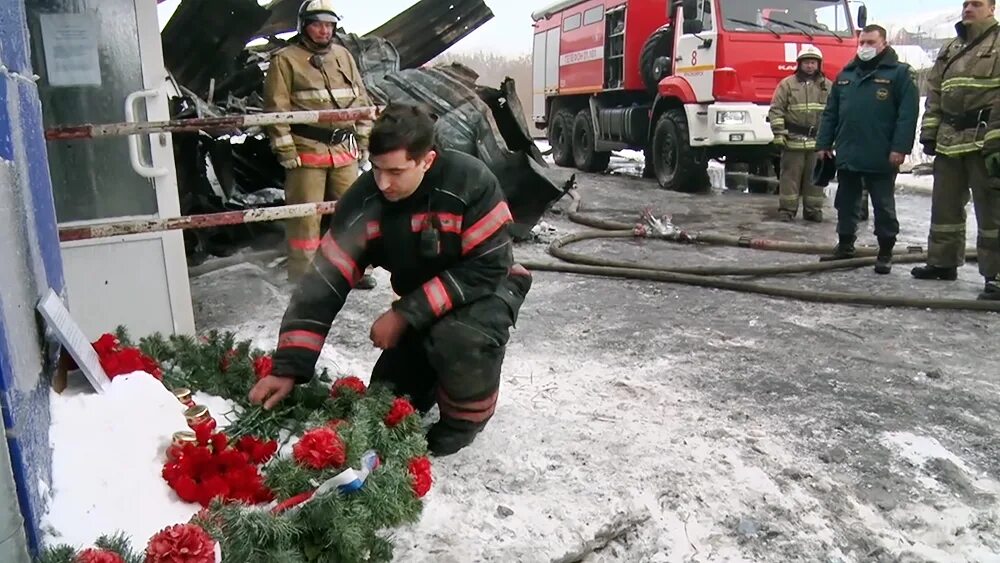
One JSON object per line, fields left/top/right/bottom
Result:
{"left": 38, "top": 13, "right": 102, "bottom": 87}
{"left": 37, "top": 288, "right": 111, "bottom": 393}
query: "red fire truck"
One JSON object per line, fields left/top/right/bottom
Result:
{"left": 531, "top": 0, "right": 868, "bottom": 192}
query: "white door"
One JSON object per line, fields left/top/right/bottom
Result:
{"left": 28, "top": 0, "right": 194, "bottom": 340}
{"left": 673, "top": 0, "right": 719, "bottom": 103}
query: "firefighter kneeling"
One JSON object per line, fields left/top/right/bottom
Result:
{"left": 249, "top": 104, "right": 532, "bottom": 457}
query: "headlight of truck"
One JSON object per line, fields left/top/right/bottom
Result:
{"left": 716, "top": 111, "right": 749, "bottom": 125}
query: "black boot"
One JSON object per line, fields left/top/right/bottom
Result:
{"left": 978, "top": 278, "right": 1000, "bottom": 301}
{"left": 820, "top": 234, "right": 857, "bottom": 261}
{"left": 426, "top": 420, "right": 482, "bottom": 457}
{"left": 910, "top": 265, "right": 958, "bottom": 280}
{"left": 874, "top": 237, "right": 894, "bottom": 275}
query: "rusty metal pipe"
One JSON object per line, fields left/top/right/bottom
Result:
{"left": 45, "top": 107, "right": 378, "bottom": 141}
{"left": 58, "top": 201, "right": 337, "bottom": 242}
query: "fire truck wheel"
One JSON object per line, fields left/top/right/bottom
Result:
{"left": 652, "top": 108, "right": 709, "bottom": 192}
{"left": 548, "top": 109, "right": 575, "bottom": 167}
{"left": 571, "top": 110, "right": 611, "bottom": 173}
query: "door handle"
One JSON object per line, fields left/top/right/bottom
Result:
{"left": 124, "top": 88, "right": 167, "bottom": 179}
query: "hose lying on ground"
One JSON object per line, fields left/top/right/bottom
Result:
{"left": 518, "top": 190, "right": 1000, "bottom": 313}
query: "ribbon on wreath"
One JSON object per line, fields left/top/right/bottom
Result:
{"left": 270, "top": 450, "right": 381, "bottom": 515}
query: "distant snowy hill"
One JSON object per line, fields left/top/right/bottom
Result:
{"left": 882, "top": 8, "right": 960, "bottom": 39}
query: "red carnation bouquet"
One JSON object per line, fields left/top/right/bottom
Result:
{"left": 162, "top": 428, "right": 276, "bottom": 507}
{"left": 78, "top": 333, "right": 164, "bottom": 380}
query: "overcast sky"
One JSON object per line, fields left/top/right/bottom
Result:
{"left": 159, "top": 0, "right": 964, "bottom": 56}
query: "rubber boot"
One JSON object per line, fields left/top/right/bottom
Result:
{"left": 978, "top": 277, "right": 1000, "bottom": 301}
{"left": 910, "top": 265, "right": 958, "bottom": 281}
{"left": 803, "top": 210, "right": 823, "bottom": 223}
{"left": 820, "top": 234, "right": 857, "bottom": 261}
{"left": 426, "top": 420, "right": 482, "bottom": 457}
{"left": 874, "top": 237, "right": 894, "bottom": 275}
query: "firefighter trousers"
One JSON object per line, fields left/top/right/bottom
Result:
{"left": 369, "top": 273, "right": 531, "bottom": 436}
{"left": 284, "top": 162, "right": 359, "bottom": 281}
{"left": 778, "top": 150, "right": 824, "bottom": 218}
{"left": 926, "top": 154, "right": 1000, "bottom": 278}
{"left": 835, "top": 170, "right": 899, "bottom": 239}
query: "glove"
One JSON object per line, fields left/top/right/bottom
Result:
{"left": 279, "top": 156, "right": 301, "bottom": 170}
{"left": 985, "top": 152, "right": 1000, "bottom": 178}
{"left": 921, "top": 141, "right": 936, "bottom": 156}
{"left": 773, "top": 135, "right": 786, "bottom": 147}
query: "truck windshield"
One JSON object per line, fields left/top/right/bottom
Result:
{"left": 719, "top": 0, "right": 854, "bottom": 38}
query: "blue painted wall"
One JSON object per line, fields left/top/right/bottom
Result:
{"left": 0, "top": 0, "right": 66, "bottom": 555}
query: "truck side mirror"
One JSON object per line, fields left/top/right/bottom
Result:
{"left": 857, "top": 5, "right": 868, "bottom": 29}
{"left": 682, "top": 0, "right": 698, "bottom": 21}
{"left": 683, "top": 20, "right": 704, "bottom": 34}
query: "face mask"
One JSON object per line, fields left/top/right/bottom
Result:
{"left": 857, "top": 46, "right": 878, "bottom": 61}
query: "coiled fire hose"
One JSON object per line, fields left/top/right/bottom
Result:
{"left": 519, "top": 190, "right": 1000, "bottom": 313}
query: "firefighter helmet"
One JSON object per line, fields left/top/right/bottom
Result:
{"left": 298, "top": 0, "right": 341, "bottom": 34}
{"left": 796, "top": 45, "right": 824, "bottom": 62}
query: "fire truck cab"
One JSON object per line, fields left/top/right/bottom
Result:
{"left": 531, "top": 0, "right": 867, "bottom": 192}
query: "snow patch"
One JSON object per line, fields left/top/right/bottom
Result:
{"left": 42, "top": 373, "right": 202, "bottom": 549}
{"left": 193, "top": 391, "right": 239, "bottom": 431}
{"left": 882, "top": 431, "right": 973, "bottom": 474}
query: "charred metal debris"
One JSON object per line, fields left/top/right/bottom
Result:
{"left": 160, "top": 0, "right": 568, "bottom": 265}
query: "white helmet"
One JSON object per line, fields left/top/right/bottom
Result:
{"left": 797, "top": 45, "right": 824, "bottom": 62}
{"left": 298, "top": 0, "right": 341, "bottom": 34}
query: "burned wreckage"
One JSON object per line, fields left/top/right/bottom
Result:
{"left": 161, "top": 0, "right": 567, "bottom": 265}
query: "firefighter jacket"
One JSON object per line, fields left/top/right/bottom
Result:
{"left": 271, "top": 150, "right": 525, "bottom": 382}
{"left": 768, "top": 72, "right": 831, "bottom": 150}
{"left": 816, "top": 47, "right": 920, "bottom": 174}
{"left": 263, "top": 37, "right": 374, "bottom": 169}
{"left": 925, "top": 18, "right": 1000, "bottom": 157}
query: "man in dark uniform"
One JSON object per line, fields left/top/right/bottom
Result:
{"left": 816, "top": 24, "right": 920, "bottom": 274}
{"left": 249, "top": 103, "right": 531, "bottom": 456}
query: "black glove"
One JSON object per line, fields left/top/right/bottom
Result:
{"left": 922, "top": 141, "right": 936, "bottom": 156}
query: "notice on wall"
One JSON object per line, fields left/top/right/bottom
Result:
{"left": 38, "top": 13, "right": 102, "bottom": 87}
{"left": 37, "top": 288, "right": 111, "bottom": 394}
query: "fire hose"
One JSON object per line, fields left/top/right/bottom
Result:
{"left": 518, "top": 190, "right": 1000, "bottom": 313}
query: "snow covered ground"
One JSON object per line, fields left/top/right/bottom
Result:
{"left": 42, "top": 123, "right": 994, "bottom": 561}
{"left": 167, "top": 157, "right": 998, "bottom": 561}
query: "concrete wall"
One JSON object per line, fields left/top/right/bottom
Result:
{"left": 0, "top": 0, "right": 66, "bottom": 555}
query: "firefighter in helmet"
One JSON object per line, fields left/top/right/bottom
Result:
{"left": 914, "top": 0, "right": 1000, "bottom": 301}
{"left": 768, "top": 45, "right": 831, "bottom": 222}
{"left": 263, "top": 0, "right": 377, "bottom": 286}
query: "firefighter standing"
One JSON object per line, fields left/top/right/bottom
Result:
{"left": 264, "top": 0, "right": 377, "bottom": 287}
{"left": 816, "top": 25, "right": 920, "bottom": 274}
{"left": 769, "top": 45, "right": 831, "bottom": 222}
{"left": 248, "top": 104, "right": 531, "bottom": 457}
{"left": 912, "top": 0, "right": 1000, "bottom": 301}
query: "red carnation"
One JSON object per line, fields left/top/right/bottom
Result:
{"left": 253, "top": 355, "right": 273, "bottom": 380}
{"left": 76, "top": 548, "right": 125, "bottom": 563}
{"left": 408, "top": 456, "right": 433, "bottom": 498}
{"left": 235, "top": 436, "right": 278, "bottom": 465}
{"left": 92, "top": 334, "right": 119, "bottom": 356}
{"left": 330, "top": 376, "right": 366, "bottom": 398}
{"left": 144, "top": 523, "right": 216, "bottom": 563}
{"left": 292, "top": 427, "right": 346, "bottom": 470}
{"left": 385, "top": 397, "right": 416, "bottom": 427}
